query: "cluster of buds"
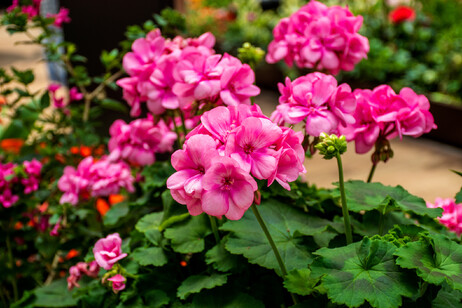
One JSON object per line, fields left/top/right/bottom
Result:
{"left": 315, "top": 133, "right": 347, "bottom": 160}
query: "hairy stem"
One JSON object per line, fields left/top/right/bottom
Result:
{"left": 251, "top": 204, "right": 298, "bottom": 305}
{"left": 336, "top": 153, "right": 353, "bottom": 244}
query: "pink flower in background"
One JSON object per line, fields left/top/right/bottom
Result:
{"left": 108, "top": 116, "right": 177, "bottom": 166}
{"left": 48, "top": 7, "right": 71, "bottom": 28}
{"left": 201, "top": 157, "right": 258, "bottom": 220}
{"left": 89, "top": 159, "right": 135, "bottom": 197}
{"left": 49, "top": 216, "right": 62, "bottom": 237}
{"left": 427, "top": 198, "right": 462, "bottom": 235}
{"left": 58, "top": 156, "right": 135, "bottom": 205}
{"left": 266, "top": 0, "right": 369, "bottom": 75}
{"left": 21, "top": 159, "right": 42, "bottom": 194}
{"left": 117, "top": 29, "right": 260, "bottom": 117}
{"left": 339, "top": 85, "right": 436, "bottom": 154}
{"left": 107, "top": 274, "right": 126, "bottom": 294}
{"left": 93, "top": 233, "right": 127, "bottom": 270}
{"left": 168, "top": 104, "right": 305, "bottom": 219}
{"left": 69, "top": 87, "right": 83, "bottom": 101}
{"left": 271, "top": 72, "right": 356, "bottom": 137}
{"left": 67, "top": 261, "right": 100, "bottom": 290}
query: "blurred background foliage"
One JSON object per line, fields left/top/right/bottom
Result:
{"left": 162, "top": 0, "right": 462, "bottom": 105}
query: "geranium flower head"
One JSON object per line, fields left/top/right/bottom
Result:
{"left": 93, "top": 233, "right": 127, "bottom": 270}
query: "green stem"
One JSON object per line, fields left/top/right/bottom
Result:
{"left": 378, "top": 211, "right": 385, "bottom": 236}
{"left": 0, "top": 286, "right": 7, "bottom": 308}
{"left": 6, "top": 235, "right": 18, "bottom": 301}
{"left": 251, "top": 204, "right": 298, "bottom": 305}
{"left": 208, "top": 215, "right": 220, "bottom": 244}
{"left": 171, "top": 113, "right": 182, "bottom": 149}
{"left": 178, "top": 109, "right": 188, "bottom": 142}
{"left": 336, "top": 153, "right": 353, "bottom": 245}
{"left": 367, "top": 163, "right": 377, "bottom": 183}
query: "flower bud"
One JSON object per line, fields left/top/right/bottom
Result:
{"left": 237, "top": 42, "right": 265, "bottom": 69}
{"left": 314, "top": 133, "right": 347, "bottom": 160}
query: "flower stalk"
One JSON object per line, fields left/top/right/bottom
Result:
{"left": 251, "top": 204, "right": 298, "bottom": 305}
{"left": 208, "top": 215, "right": 220, "bottom": 243}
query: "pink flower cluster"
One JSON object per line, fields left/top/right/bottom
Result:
{"left": 117, "top": 29, "right": 260, "bottom": 117}
{"left": 266, "top": 0, "right": 369, "bottom": 75}
{"left": 7, "top": 0, "right": 71, "bottom": 28}
{"left": 167, "top": 104, "right": 305, "bottom": 220}
{"left": 427, "top": 198, "right": 462, "bottom": 235}
{"left": 67, "top": 261, "right": 100, "bottom": 290}
{"left": 93, "top": 233, "right": 127, "bottom": 270}
{"left": 108, "top": 115, "right": 177, "bottom": 166}
{"left": 339, "top": 85, "right": 436, "bottom": 153}
{"left": 48, "top": 83, "right": 83, "bottom": 109}
{"left": 57, "top": 156, "right": 134, "bottom": 205}
{"left": 271, "top": 72, "right": 356, "bottom": 137}
{"left": 0, "top": 159, "right": 42, "bottom": 208}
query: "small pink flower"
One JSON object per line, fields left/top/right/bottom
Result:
{"left": 201, "top": 156, "right": 258, "bottom": 220}
{"left": 48, "top": 7, "right": 71, "bottom": 28}
{"left": 69, "top": 87, "right": 83, "bottom": 102}
{"left": 93, "top": 233, "right": 127, "bottom": 270}
{"left": 21, "top": 159, "right": 42, "bottom": 194}
{"left": 107, "top": 274, "right": 126, "bottom": 294}
{"left": 49, "top": 216, "right": 62, "bottom": 237}
{"left": 427, "top": 198, "right": 462, "bottom": 235}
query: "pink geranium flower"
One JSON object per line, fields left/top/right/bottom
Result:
{"left": 266, "top": 0, "right": 369, "bottom": 75}
{"left": 93, "top": 233, "right": 127, "bottom": 270}
{"left": 427, "top": 198, "right": 462, "bottom": 235}
{"left": 107, "top": 274, "right": 126, "bottom": 294}
{"left": 201, "top": 157, "right": 258, "bottom": 220}
{"left": 271, "top": 72, "right": 356, "bottom": 137}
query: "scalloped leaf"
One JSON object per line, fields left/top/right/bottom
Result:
{"left": 395, "top": 233, "right": 462, "bottom": 291}
{"left": 221, "top": 199, "right": 333, "bottom": 275}
{"left": 131, "top": 247, "right": 168, "bottom": 267}
{"left": 177, "top": 273, "right": 228, "bottom": 300}
{"left": 311, "top": 237, "right": 417, "bottom": 308}
{"left": 340, "top": 180, "right": 442, "bottom": 218}
{"left": 284, "top": 268, "right": 320, "bottom": 296}
{"left": 164, "top": 214, "right": 211, "bottom": 253}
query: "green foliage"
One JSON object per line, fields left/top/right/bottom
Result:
{"left": 395, "top": 233, "right": 462, "bottom": 291}
{"left": 131, "top": 247, "right": 168, "bottom": 267}
{"left": 311, "top": 237, "right": 417, "bottom": 308}
{"left": 164, "top": 214, "right": 211, "bottom": 253}
{"left": 177, "top": 273, "right": 228, "bottom": 300}
{"left": 284, "top": 268, "right": 320, "bottom": 296}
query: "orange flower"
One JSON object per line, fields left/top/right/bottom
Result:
{"left": 109, "top": 194, "right": 125, "bottom": 205}
{"left": 70, "top": 146, "right": 79, "bottom": 154}
{"left": 14, "top": 221, "right": 24, "bottom": 230}
{"left": 94, "top": 145, "right": 105, "bottom": 157}
{"left": 96, "top": 198, "right": 110, "bottom": 216}
{"left": 80, "top": 146, "right": 92, "bottom": 157}
{"left": 38, "top": 201, "right": 48, "bottom": 213}
{"left": 65, "top": 249, "right": 80, "bottom": 260}
{"left": 0, "top": 138, "right": 24, "bottom": 154}
{"left": 0, "top": 96, "right": 6, "bottom": 105}
{"left": 54, "top": 153, "right": 66, "bottom": 164}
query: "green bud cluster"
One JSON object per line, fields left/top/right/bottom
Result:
{"left": 237, "top": 42, "right": 265, "bottom": 69}
{"left": 314, "top": 133, "right": 347, "bottom": 160}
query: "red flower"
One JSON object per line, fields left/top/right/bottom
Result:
{"left": 389, "top": 6, "right": 416, "bottom": 24}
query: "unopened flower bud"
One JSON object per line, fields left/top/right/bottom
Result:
{"left": 314, "top": 133, "right": 347, "bottom": 160}
{"left": 237, "top": 42, "right": 265, "bottom": 69}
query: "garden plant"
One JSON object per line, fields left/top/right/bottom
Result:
{"left": 1, "top": 1, "right": 462, "bottom": 307}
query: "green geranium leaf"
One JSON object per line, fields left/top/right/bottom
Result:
{"left": 141, "top": 162, "right": 175, "bottom": 190}
{"left": 145, "top": 229, "right": 162, "bottom": 246}
{"left": 136, "top": 212, "right": 163, "bottom": 233}
{"left": 131, "top": 247, "right": 168, "bottom": 267}
{"left": 144, "top": 289, "right": 170, "bottom": 308}
{"left": 221, "top": 199, "right": 331, "bottom": 275}
{"left": 205, "top": 237, "right": 243, "bottom": 272}
{"left": 311, "top": 237, "right": 417, "bottom": 308}
{"left": 455, "top": 187, "right": 462, "bottom": 204}
{"left": 33, "top": 279, "right": 78, "bottom": 307}
{"left": 340, "top": 180, "right": 442, "bottom": 218}
{"left": 432, "top": 284, "right": 462, "bottom": 308}
{"left": 103, "top": 202, "right": 129, "bottom": 226}
{"left": 191, "top": 289, "right": 264, "bottom": 308}
{"left": 177, "top": 273, "right": 228, "bottom": 300}
{"left": 284, "top": 268, "right": 320, "bottom": 296}
{"left": 164, "top": 214, "right": 211, "bottom": 253}
{"left": 395, "top": 233, "right": 462, "bottom": 291}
